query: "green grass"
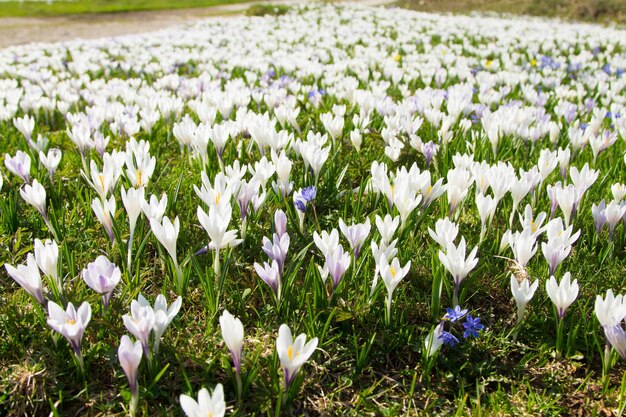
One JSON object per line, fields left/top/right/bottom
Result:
{"left": 0, "top": 0, "right": 252, "bottom": 17}
{"left": 2, "top": 101, "right": 626, "bottom": 415}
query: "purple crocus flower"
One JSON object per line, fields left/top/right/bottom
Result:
{"left": 262, "top": 233, "right": 290, "bottom": 273}
{"left": 422, "top": 141, "right": 438, "bottom": 166}
{"left": 325, "top": 244, "right": 351, "bottom": 290}
{"left": 254, "top": 260, "right": 280, "bottom": 295}
{"left": 274, "top": 209, "right": 287, "bottom": 238}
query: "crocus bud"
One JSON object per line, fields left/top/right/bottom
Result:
{"left": 121, "top": 186, "right": 145, "bottom": 235}
{"left": 20, "top": 179, "right": 47, "bottom": 219}
{"left": 219, "top": 309, "right": 244, "bottom": 374}
{"left": 118, "top": 335, "right": 142, "bottom": 416}
{"left": 274, "top": 209, "right": 287, "bottom": 238}
{"left": 5, "top": 253, "right": 45, "bottom": 305}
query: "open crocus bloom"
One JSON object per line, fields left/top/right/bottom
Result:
{"left": 47, "top": 300, "right": 92, "bottom": 356}
{"left": 180, "top": 384, "right": 226, "bottom": 417}
{"left": 276, "top": 324, "right": 318, "bottom": 388}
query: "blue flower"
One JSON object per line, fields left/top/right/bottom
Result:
{"left": 301, "top": 186, "right": 316, "bottom": 202}
{"left": 294, "top": 199, "right": 307, "bottom": 212}
{"left": 439, "top": 331, "right": 459, "bottom": 347}
{"left": 462, "top": 315, "right": 484, "bottom": 339}
{"left": 293, "top": 186, "right": 316, "bottom": 213}
{"left": 444, "top": 305, "right": 468, "bottom": 322}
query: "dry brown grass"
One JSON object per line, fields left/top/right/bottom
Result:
{"left": 396, "top": 0, "right": 626, "bottom": 24}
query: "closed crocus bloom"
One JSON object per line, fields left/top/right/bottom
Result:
{"left": 439, "top": 237, "right": 478, "bottom": 305}
{"left": 392, "top": 180, "right": 421, "bottom": 227}
{"left": 446, "top": 167, "right": 472, "bottom": 216}
{"left": 510, "top": 275, "right": 539, "bottom": 324}
{"left": 605, "top": 324, "right": 626, "bottom": 360}
{"left": 34, "top": 238, "right": 59, "bottom": 286}
{"left": 47, "top": 300, "right": 91, "bottom": 363}
{"left": 5, "top": 253, "right": 45, "bottom": 304}
{"left": 541, "top": 239, "right": 571, "bottom": 276}
{"left": 5, "top": 150, "right": 31, "bottom": 183}
{"left": 142, "top": 193, "right": 168, "bottom": 222}
{"left": 92, "top": 196, "right": 116, "bottom": 243}
{"left": 118, "top": 335, "right": 142, "bottom": 416}
{"left": 123, "top": 298, "right": 156, "bottom": 357}
{"left": 375, "top": 214, "right": 400, "bottom": 245}
{"left": 592, "top": 200, "right": 607, "bottom": 234}
{"left": 274, "top": 209, "right": 287, "bottom": 238}
{"left": 595, "top": 290, "right": 626, "bottom": 328}
{"left": 476, "top": 193, "right": 497, "bottom": 241}
{"left": 612, "top": 183, "right": 626, "bottom": 203}
{"left": 604, "top": 201, "right": 626, "bottom": 238}
{"left": 180, "top": 384, "right": 226, "bottom": 417}
{"left": 276, "top": 324, "right": 318, "bottom": 389}
{"left": 39, "top": 148, "right": 62, "bottom": 179}
{"left": 546, "top": 272, "right": 578, "bottom": 319}
{"left": 13, "top": 114, "right": 35, "bottom": 140}
{"left": 219, "top": 309, "right": 244, "bottom": 374}
{"left": 121, "top": 186, "right": 145, "bottom": 235}
{"left": 261, "top": 233, "right": 290, "bottom": 273}
{"left": 380, "top": 255, "right": 411, "bottom": 321}
{"left": 325, "top": 244, "right": 351, "bottom": 290}
{"left": 150, "top": 216, "right": 180, "bottom": 266}
{"left": 339, "top": 218, "right": 371, "bottom": 258}
{"left": 254, "top": 260, "right": 281, "bottom": 296}
{"left": 510, "top": 229, "right": 537, "bottom": 268}
{"left": 149, "top": 294, "right": 182, "bottom": 355}
{"left": 271, "top": 150, "right": 293, "bottom": 198}
{"left": 82, "top": 255, "right": 121, "bottom": 313}
{"left": 313, "top": 228, "right": 339, "bottom": 257}
{"left": 20, "top": 179, "right": 47, "bottom": 218}
{"left": 424, "top": 322, "right": 445, "bottom": 358}
{"left": 555, "top": 185, "right": 579, "bottom": 226}
{"left": 428, "top": 218, "right": 459, "bottom": 249}
{"left": 350, "top": 129, "right": 362, "bottom": 152}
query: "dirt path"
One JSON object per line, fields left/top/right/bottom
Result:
{"left": 0, "top": 0, "right": 394, "bottom": 49}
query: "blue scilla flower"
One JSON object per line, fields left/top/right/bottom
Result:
{"left": 301, "top": 186, "right": 316, "bottom": 202}
{"left": 462, "top": 315, "right": 484, "bottom": 339}
{"left": 439, "top": 331, "right": 459, "bottom": 347}
{"left": 444, "top": 305, "right": 468, "bottom": 322}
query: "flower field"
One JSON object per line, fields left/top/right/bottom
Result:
{"left": 2, "top": 4, "right": 626, "bottom": 416}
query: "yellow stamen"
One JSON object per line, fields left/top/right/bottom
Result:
{"left": 67, "top": 319, "right": 75, "bottom": 325}
{"left": 287, "top": 345, "right": 294, "bottom": 360}
{"left": 136, "top": 169, "right": 143, "bottom": 187}
{"left": 390, "top": 266, "right": 397, "bottom": 278}
{"left": 215, "top": 192, "right": 221, "bottom": 206}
